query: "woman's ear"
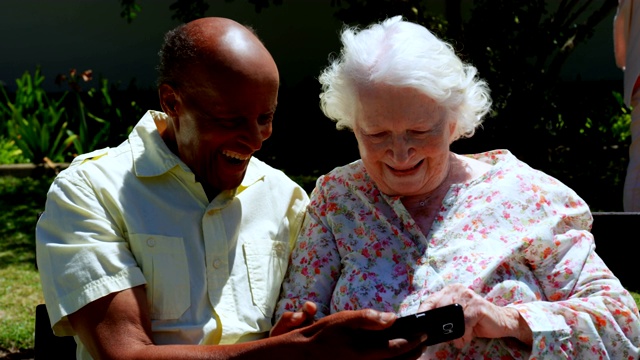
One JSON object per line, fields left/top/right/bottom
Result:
{"left": 159, "top": 84, "right": 179, "bottom": 118}
{"left": 445, "top": 111, "right": 458, "bottom": 143}
{"left": 449, "top": 120, "right": 457, "bottom": 139}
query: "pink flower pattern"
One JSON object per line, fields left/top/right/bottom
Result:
{"left": 277, "top": 150, "right": 640, "bottom": 359}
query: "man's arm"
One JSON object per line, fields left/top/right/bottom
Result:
{"left": 69, "top": 285, "right": 210, "bottom": 359}
{"left": 69, "top": 285, "right": 425, "bottom": 360}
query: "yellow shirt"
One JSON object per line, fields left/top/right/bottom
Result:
{"left": 36, "top": 110, "right": 309, "bottom": 359}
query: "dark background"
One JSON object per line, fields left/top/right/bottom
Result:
{"left": 0, "top": 0, "right": 629, "bottom": 211}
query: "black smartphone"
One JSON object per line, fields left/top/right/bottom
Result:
{"left": 384, "top": 303, "right": 465, "bottom": 346}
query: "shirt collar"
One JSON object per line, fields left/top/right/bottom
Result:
{"left": 240, "top": 160, "right": 265, "bottom": 190}
{"left": 204, "top": 159, "right": 266, "bottom": 208}
{"left": 129, "top": 110, "right": 188, "bottom": 177}
{"left": 129, "top": 110, "right": 266, "bottom": 192}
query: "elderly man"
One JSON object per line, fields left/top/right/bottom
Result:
{"left": 36, "top": 17, "right": 423, "bottom": 359}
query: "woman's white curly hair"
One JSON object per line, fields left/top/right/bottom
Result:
{"left": 319, "top": 16, "right": 492, "bottom": 142}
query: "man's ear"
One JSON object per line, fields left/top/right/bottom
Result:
{"left": 159, "top": 84, "right": 179, "bottom": 118}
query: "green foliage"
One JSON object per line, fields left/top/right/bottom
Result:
{"left": 0, "top": 138, "right": 28, "bottom": 164}
{"left": 0, "top": 68, "right": 77, "bottom": 163}
{"left": 610, "top": 92, "right": 632, "bottom": 143}
{"left": 522, "top": 85, "right": 630, "bottom": 212}
{"left": 120, "top": 0, "right": 142, "bottom": 23}
{"left": 0, "top": 67, "right": 142, "bottom": 164}
{"left": 632, "top": 291, "right": 640, "bottom": 308}
{"left": 58, "top": 70, "right": 138, "bottom": 154}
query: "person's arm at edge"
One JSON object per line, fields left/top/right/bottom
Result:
{"left": 614, "top": 0, "right": 629, "bottom": 69}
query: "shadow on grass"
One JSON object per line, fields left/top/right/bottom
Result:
{"left": 0, "top": 175, "right": 53, "bottom": 270}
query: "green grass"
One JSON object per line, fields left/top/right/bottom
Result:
{"left": 0, "top": 174, "right": 639, "bottom": 353}
{"left": 0, "top": 175, "right": 51, "bottom": 352}
{"left": 0, "top": 264, "right": 43, "bottom": 351}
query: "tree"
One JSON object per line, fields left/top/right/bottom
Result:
{"left": 119, "top": 0, "right": 282, "bottom": 23}
{"left": 116, "top": 0, "right": 627, "bottom": 210}
{"left": 121, "top": 0, "right": 616, "bottom": 133}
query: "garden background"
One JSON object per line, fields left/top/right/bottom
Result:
{"left": 2, "top": 0, "right": 638, "bottom": 357}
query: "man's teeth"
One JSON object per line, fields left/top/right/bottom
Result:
{"left": 223, "top": 150, "right": 251, "bottom": 161}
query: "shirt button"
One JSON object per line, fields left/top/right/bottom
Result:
{"left": 146, "top": 238, "right": 156, "bottom": 247}
{"left": 212, "top": 259, "right": 221, "bottom": 269}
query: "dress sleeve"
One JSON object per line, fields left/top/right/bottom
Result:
{"left": 512, "top": 199, "right": 640, "bottom": 358}
{"left": 275, "top": 176, "right": 342, "bottom": 319}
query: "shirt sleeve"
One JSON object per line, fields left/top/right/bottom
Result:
{"left": 286, "top": 185, "right": 311, "bottom": 253}
{"left": 512, "top": 201, "right": 640, "bottom": 358}
{"left": 36, "top": 171, "right": 146, "bottom": 336}
{"left": 276, "top": 176, "right": 341, "bottom": 319}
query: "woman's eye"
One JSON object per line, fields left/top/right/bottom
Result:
{"left": 410, "top": 130, "right": 430, "bottom": 137}
{"left": 363, "top": 129, "right": 386, "bottom": 137}
{"left": 366, "top": 132, "right": 388, "bottom": 142}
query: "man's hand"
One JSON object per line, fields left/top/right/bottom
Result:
{"left": 68, "top": 286, "right": 425, "bottom": 359}
{"left": 418, "top": 283, "right": 533, "bottom": 349}
{"left": 288, "top": 308, "right": 427, "bottom": 360}
{"left": 270, "top": 301, "right": 318, "bottom": 336}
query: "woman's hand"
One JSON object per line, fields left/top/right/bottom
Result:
{"left": 418, "top": 284, "right": 533, "bottom": 348}
{"left": 270, "top": 301, "right": 318, "bottom": 337}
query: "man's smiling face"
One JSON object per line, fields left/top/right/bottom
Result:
{"left": 171, "top": 63, "right": 279, "bottom": 193}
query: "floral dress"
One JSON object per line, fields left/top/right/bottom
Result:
{"left": 276, "top": 150, "right": 640, "bottom": 359}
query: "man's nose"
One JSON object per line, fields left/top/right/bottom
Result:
{"left": 241, "top": 119, "right": 272, "bottom": 151}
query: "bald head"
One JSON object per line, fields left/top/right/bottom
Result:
{"left": 156, "top": 18, "right": 280, "bottom": 196}
{"left": 157, "top": 17, "right": 279, "bottom": 91}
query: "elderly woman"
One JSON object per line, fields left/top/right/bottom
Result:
{"left": 275, "top": 16, "right": 640, "bottom": 358}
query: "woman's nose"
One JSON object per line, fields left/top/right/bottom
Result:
{"left": 387, "top": 135, "right": 415, "bottom": 164}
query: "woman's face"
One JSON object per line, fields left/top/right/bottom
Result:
{"left": 353, "top": 83, "right": 455, "bottom": 196}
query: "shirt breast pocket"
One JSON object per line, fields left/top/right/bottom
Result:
{"left": 130, "top": 234, "right": 190, "bottom": 320}
{"left": 243, "top": 238, "right": 289, "bottom": 317}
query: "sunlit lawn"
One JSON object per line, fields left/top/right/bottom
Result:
{"left": 0, "top": 264, "right": 43, "bottom": 352}
{"left": 0, "top": 175, "right": 49, "bottom": 352}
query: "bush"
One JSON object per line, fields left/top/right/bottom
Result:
{"left": 0, "top": 67, "right": 147, "bottom": 164}
{"left": 0, "top": 138, "right": 28, "bottom": 164}
{"left": 0, "top": 68, "right": 76, "bottom": 163}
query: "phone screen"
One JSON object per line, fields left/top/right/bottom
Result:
{"left": 384, "top": 303, "right": 465, "bottom": 346}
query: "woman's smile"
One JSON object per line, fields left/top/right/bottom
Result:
{"left": 386, "top": 159, "right": 424, "bottom": 175}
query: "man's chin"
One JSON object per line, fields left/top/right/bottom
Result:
{"left": 213, "top": 173, "right": 247, "bottom": 191}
